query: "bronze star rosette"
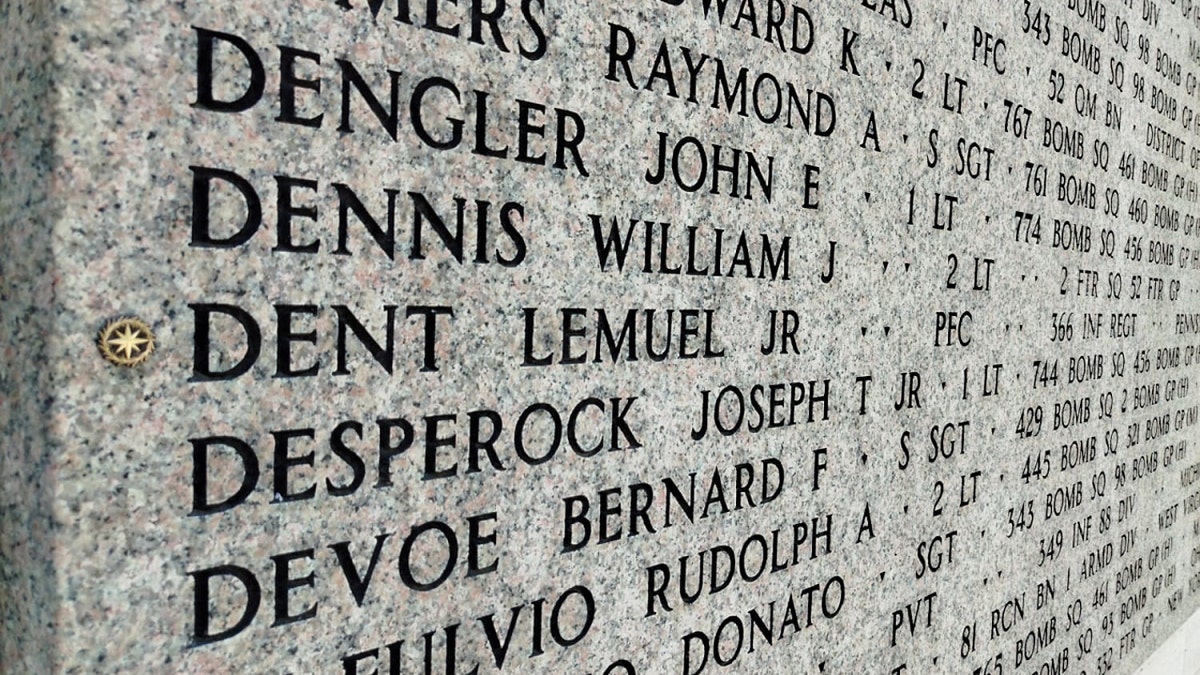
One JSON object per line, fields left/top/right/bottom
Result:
{"left": 97, "top": 317, "right": 155, "bottom": 367}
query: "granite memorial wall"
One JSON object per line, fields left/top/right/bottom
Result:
{"left": 3, "top": 0, "right": 1200, "bottom": 672}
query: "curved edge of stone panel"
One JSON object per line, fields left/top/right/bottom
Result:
{"left": 0, "top": 2, "right": 63, "bottom": 673}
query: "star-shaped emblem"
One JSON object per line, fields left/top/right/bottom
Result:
{"left": 98, "top": 317, "right": 155, "bottom": 367}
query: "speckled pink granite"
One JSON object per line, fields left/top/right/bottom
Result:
{"left": 3, "top": 1, "right": 1200, "bottom": 673}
